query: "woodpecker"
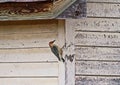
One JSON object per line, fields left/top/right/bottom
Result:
{"left": 49, "top": 40, "right": 65, "bottom": 62}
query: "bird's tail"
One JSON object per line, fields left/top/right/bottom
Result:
{"left": 61, "top": 58, "right": 65, "bottom": 62}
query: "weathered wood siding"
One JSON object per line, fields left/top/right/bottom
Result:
{"left": 75, "top": 0, "right": 120, "bottom": 85}
{"left": 0, "top": 20, "right": 64, "bottom": 85}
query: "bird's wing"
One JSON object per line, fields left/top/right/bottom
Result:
{"left": 51, "top": 45, "right": 60, "bottom": 60}
{"left": 60, "top": 48, "right": 63, "bottom": 56}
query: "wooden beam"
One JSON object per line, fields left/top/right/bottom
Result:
{"left": 65, "top": 19, "right": 75, "bottom": 85}
{"left": 57, "top": 20, "right": 65, "bottom": 85}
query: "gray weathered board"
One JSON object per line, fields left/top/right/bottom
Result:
{"left": 76, "top": 61, "right": 120, "bottom": 75}
{"left": 87, "top": 3, "right": 120, "bottom": 18}
{"left": 87, "top": 0, "right": 120, "bottom": 3}
{"left": 76, "top": 76, "right": 120, "bottom": 85}
{"left": 74, "top": 0, "right": 120, "bottom": 84}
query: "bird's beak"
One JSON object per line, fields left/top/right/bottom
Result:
{"left": 52, "top": 40, "right": 56, "bottom": 43}
{"left": 49, "top": 40, "right": 56, "bottom": 44}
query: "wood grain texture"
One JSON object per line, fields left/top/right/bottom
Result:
{"left": 76, "top": 47, "right": 120, "bottom": 61}
{"left": 0, "top": 20, "right": 58, "bottom": 48}
{"left": 57, "top": 20, "right": 65, "bottom": 85}
{"left": 0, "top": 20, "right": 58, "bottom": 34}
{"left": 0, "top": 33, "right": 57, "bottom": 48}
{"left": 75, "top": 32, "right": 120, "bottom": 47}
{"left": 0, "top": 48, "right": 57, "bottom": 62}
{"left": 76, "top": 61, "right": 120, "bottom": 75}
{"left": 0, "top": 63, "right": 58, "bottom": 77}
{"left": 75, "top": 1, "right": 120, "bottom": 85}
{"left": 87, "top": 0, "right": 120, "bottom": 3}
{"left": 76, "top": 76, "right": 120, "bottom": 85}
{"left": 65, "top": 19, "right": 75, "bottom": 85}
{"left": 0, "top": 0, "right": 53, "bottom": 2}
{"left": 0, "top": 1, "right": 52, "bottom": 16}
{"left": 0, "top": 19, "right": 62, "bottom": 85}
{"left": 74, "top": 18, "right": 120, "bottom": 32}
{"left": 0, "top": 0, "right": 85, "bottom": 20}
{"left": 0, "top": 78, "right": 58, "bottom": 85}
{"left": 87, "top": 3, "right": 120, "bottom": 17}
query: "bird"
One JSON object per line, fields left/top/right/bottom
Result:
{"left": 49, "top": 40, "right": 65, "bottom": 62}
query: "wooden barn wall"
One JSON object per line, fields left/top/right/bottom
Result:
{"left": 0, "top": 20, "right": 62, "bottom": 85}
{"left": 75, "top": 0, "right": 120, "bottom": 85}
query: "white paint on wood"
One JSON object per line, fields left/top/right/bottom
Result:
{"left": 76, "top": 76, "right": 120, "bottom": 85}
{"left": 0, "top": 48, "right": 57, "bottom": 62}
{"left": 75, "top": 32, "right": 120, "bottom": 47}
{"left": 0, "top": 78, "right": 58, "bottom": 85}
{"left": 65, "top": 19, "right": 75, "bottom": 85}
{"left": 76, "top": 61, "right": 120, "bottom": 75}
{"left": 74, "top": 18, "right": 120, "bottom": 32}
{"left": 87, "top": 3, "right": 120, "bottom": 17}
{"left": 0, "top": 63, "right": 58, "bottom": 77}
{"left": 0, "top": 33, "right": 57, "bottom": 48}
{"left": 0, "top": 20, "right": 58, "bottom": 34}
{"left": 58, "top": 20, "right": 65, "bottom": 85}
{"left": 0, "top": 19, "right": 64, "bottom": 85}
{"left": 59, "top": 61, "right": 65, "bottom": 85}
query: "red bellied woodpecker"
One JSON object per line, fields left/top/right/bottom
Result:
{"left": 49, "top": 40, "right": 65, "bottom": 62}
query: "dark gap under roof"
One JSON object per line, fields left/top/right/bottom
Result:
{"left": 0, "top": 0, "right": 54, "bottom": 3}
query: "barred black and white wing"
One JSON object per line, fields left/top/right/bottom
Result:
{"left": 51, "top": 45, "right": 61, "bottom": 61}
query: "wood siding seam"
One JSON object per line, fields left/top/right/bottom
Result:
{"left": 87, "top": 2, "right": 120, "bottom": 4}
{"left": 75, "top": 30, "right": 120, "bottom": 33}
{"left": 87, "top": 16, "right": 120, "bottom": 19}
{"left": 0, "top": 20, "right": 60, "bottom": 85}
{"left": 87, "top": 0, "right": 120, "bottom": 3}
{"left": 75, "top": 75, "right": 120, "bottom": 77}
{"left": 0, "top": 76, "right": 58, "bottom": 78}
{"left": 75, "top": 1, "right": 120, "bottom": 85}
{"left": 75, "top": 60, "right": 120, "bottom": 62}
{"left": 75, "top": 45, "right": 120, "bottom": 48}
{"left": 0, "top": 62, "right": 58, "bottom": 63}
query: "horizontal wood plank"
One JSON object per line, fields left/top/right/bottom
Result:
{"left": 0, "top": 78, "right": 58, "bottom": 85}
{"left": 75, "top": 32, "right": 120, "bottom": 47}
{"left": 0, "top": 20, "right": 58, "bottom": 34}
{"left": 0, "top": 63, "right": 58, "bottom": 77}
{"left": 74, "top": 18, "right": 120, "bottom": 32}
{"left": 87, "top": 3, "right": 120, "bottom": 18}
{"left": 76, "top": 61, "right": 120, "bottom": 75}
{"left": 75, "top": 47, "right": 120, "bottom": 61}
{"left": 0, "top": 48, "right": 57, "bottom": 62}
{"left": 87, "top": 0, "right": 120, "bottom": 3}
{"left": 76, "top": 76, "right": 120, "bottom": 85}
{"left": 0, "top": 33, "right": 57, "bottom": 48}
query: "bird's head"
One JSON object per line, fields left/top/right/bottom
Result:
{"left": 49, "top": 40, "right": 56, "bottom": 47}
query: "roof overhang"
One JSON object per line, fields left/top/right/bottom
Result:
{"left": 0, "top": 0, "right": 78, "bottom": 20}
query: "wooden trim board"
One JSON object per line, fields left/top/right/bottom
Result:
{"left": 65, "top": 20, "right": 75, "bottom": 85}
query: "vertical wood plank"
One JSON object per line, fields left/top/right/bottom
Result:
{"left": 58, "top": 20, "right": 65, "bottom": 85}
{"left": 65, "top": 19, "right": 75, "bottom": 85}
